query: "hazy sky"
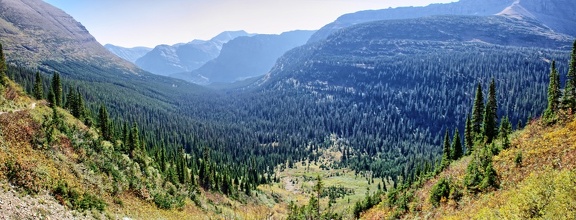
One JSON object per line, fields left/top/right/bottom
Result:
{"left": 44, "top": 0, "right": 457, "bottom": 48}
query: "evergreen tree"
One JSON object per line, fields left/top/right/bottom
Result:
{"left": 482, "top": 79, "right": 498, "bottom": 143}
{"left": 451, "top": 128, "right": 463, "bottom": 160}
{"left": 471, "top": 83, "right": 485, "bottom": 135}
{"left": 498, "top": 116, "right": 512, "bottom": 139}
{"left": 464, "top": 115, "right": 473, "bottom": 155}
{"left": 563, "top": 40, "right": 576, "bottom": 110}
{"left": 33, "top": 72, "right": 43, "bottom": 100}
{"left": 65, "top": 89, "right": 75, "bottom": 110}
{"left": 313, "top": 175, "right": 323, "bottom": 215}
{"left": 0, "top": 43, "right": 7, "bottom": 86}
{"left": 47, "top": 88, "right": 56, "bottom": 108}
{"left": 128, "top": 123, "right": 140, "bottom": 156}
{"left": 98, "top": 104, "right": 111, "bottom": 141}
{"left": 545, "top": 60, "right": 561, "bottom": 117}
{"left": 51, "top": 72, "right": 62, "bottom": 107}
{"left": 441, "top": 130, "right": 451, "bottom": 168}
{"left": 72, "top": 88, "right": 85, "bottom": 119}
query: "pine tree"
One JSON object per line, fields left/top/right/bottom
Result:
{"left": 545, "top": 60, "right": 561, "bottom": 118}
{"left": 451, "top": 128, "right": 463, "bottom": 160}
{"left": 464, "top": 115, "right": 473, "bottom": 155}
{"left": 72, "top": 88, "right": 85, "bottom": 119}
{"left": 441, "top": 130, "right": 451, "bottom": 168}
{"left": 48, "top": 88, "right": 56, "bottom": 108}
{"left": 471, "top": 83, "right": 485, "bottom": 135}
{"left": 0, "top": 43, "right": 7, "bottom": 86}
{"left": 313, "top": 175, "right": 323, "bottom": 216}
{"left": 98, "top": 104, "right": 111, "bottom": 141}
{"left": 483, "top": 79, "right": 498, "bottom": 143}
{"left": 563, "top": 40, "right": 576, "bottom": 110}
{"left": 65, "top": 89, "right": 75, "bottom": 110}
{"left": 51, "top": 72, "right": 62, "bottom": 107}
{"left": 498, "top": 116, "right": 512, "bottom": 139}
{"left": 128, "top": 123, "right": 140, "bottom": 156}
{"left": 33, "top": 72, "right": 43, "bottom": 100}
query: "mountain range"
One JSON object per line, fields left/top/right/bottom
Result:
{"left": 133, "top": 30, "right": 250, "bottom": 76}
{"left": 171, "top": 30, "right": 315, "bottom": 84}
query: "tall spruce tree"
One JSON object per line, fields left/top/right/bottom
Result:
{"left": 563, "top": 40, "right": 576, "bottom": 110}
{"left": 72, "top": 88, "right": 84, "bottom": 119}
{"left": 483, "top": 79, "right": 498, "bottom": 143}
{"left": 465, "top": 115, "right": 473, "bottom": 155}
{"left": 441, "top": 130, "right": 451, "bottom": 168}
{"left": 65, "top": 89, "right": 76, "bottom": 110}
{"left": 47, "top": 88, "right": 56, "bottom": 108}
{"left": 98, "top": 104, "right": 111, "bottom": 141}
{"left": 51, "top": 72, "right": 62, "bottom": 107}
{"left": 128, "top": 123, "right": 140, "bottom": 156}
{"left": 498, "top": 116, "right": 512, "bottom": 139}
{"left": 471, "top": 83, "right": 485, "bottom": 135}
{"left": 0, "top": 43, "right": 7, "bottom": 86}
{"left": 33, "top": 72, "right": 43, "bottom": 100}
{"left": 545, "top": 61, "right": 561, "bottom": 119}
{"left": 451, "top": 128, "right": 463, "bottom": 160}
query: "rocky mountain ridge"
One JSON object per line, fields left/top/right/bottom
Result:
{"left": 309, "top": 0, "right": 576, "bottom": 43}
{"left": 104, "top": 44, "right": 151, "bottom": 63}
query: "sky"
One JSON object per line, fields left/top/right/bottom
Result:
{"left": 43, "top": 0, "right": 457, "bottom": 48}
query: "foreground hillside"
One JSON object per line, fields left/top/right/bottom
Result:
{"left": 362, "top": 113, "right": 576, "bottom": 219}
{"left": 0, "top": 75, "right": 278, "bottom": 218}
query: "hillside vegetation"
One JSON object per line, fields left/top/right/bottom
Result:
{"left": 360, "top": 41, "right": 576, "bottom": 219}
{"left": 362, "top": 113, "right": 576, "bottom": 219}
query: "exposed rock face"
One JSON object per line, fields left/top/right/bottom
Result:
{"left": 515, "top": 0, "right": 576, "bottom": 36}
{"left": 309, "top": 0, "right": 575, "bottom": 43}
{"left": 0, "top": 0, "right": 137, "bottom": 73}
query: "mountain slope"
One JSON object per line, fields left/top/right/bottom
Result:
{"left": 308, "top": 0, "right": 576, "bottom": 43}
{"left": 0, "top": 0, "right": 137, "bottom": 72}
{"left": 0, "top": 0, "right": 213, "bottom": 116}
{"left": 308, "top": 0, "right": 515, "bottom": 43}
{"left": 172, "top": 30, "right": 315, "bottom": 84}
{"left": 499, "top": 0, "right": 576, "bottom": 37}
{"left": 246, "top": 14, "right": 572, "bottom": 181}
{"left": 104, "top": 44, "right": 151, "bottom": 63}
{"left": 135, "top": 31, "right": 250, "bottom": 76}
{"left": 363, "top": 113, "right": 576, "bottom": 219}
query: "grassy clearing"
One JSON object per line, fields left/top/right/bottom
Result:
{"left": 259, "top": 145, "right": 384, "bottom": 219}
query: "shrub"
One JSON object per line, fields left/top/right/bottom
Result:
{"left": 514, "top": 151, "right": 523, "bottom": 167}
{"left": 429, "top": 177, "right": 450, "bottom": 207}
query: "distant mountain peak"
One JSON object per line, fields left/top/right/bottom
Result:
{"left": 135, "top": 30, "right": 251, "bottom": 76}
{"left": 104, "top": 44, "right": 152, "bottom": 63}
{"left": 210, "top": 30, "right": 252, "bottom": 43}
